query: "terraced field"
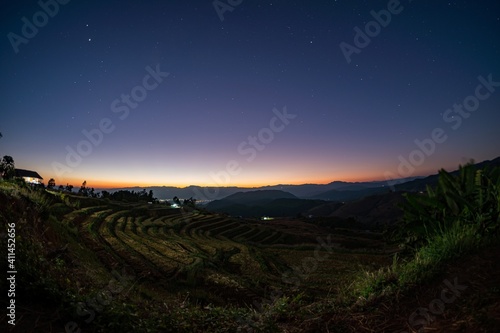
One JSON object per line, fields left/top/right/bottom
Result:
{"left": 62, "top": 201, "right": 392, "bottom": 304}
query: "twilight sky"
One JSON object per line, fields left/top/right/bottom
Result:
{"left": 1, "top": 0, "right": 500, "bottom": 188}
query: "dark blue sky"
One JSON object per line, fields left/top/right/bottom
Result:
{"left": 1, "top": 0, "right": 499, "bottom": 188}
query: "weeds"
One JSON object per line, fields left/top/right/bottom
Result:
{"left": 2, "top": 163, "right": 498, "bottom": 332}
{"left": 355, "top": 164, "right": 500, "bottom": 303}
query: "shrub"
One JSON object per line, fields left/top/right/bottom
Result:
{"left": 399, "top": 163, "right": 500, "bottom": 250}
{"left": 356, "top": 163, "right": 500, "bottom": 299}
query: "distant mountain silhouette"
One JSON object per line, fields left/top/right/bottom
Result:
{"left": 206, "top": 190, "right": 297, "bottom": 212}
{"left": 308, "top": 192, "right": 407, "bottom": 226}
{"left": 394, "top": 157, "right": 500, "bottom": 192}
{"left": 259, "top": 180, "right": 409, "bottom": 198}
{"left": 215, "top": 189, "right": 298, "bottom": 205}
{"left": 308, "top": 187, "right": 389, "bottom": 201}
{"left": 106, "top": 157, "right": 500, "bottom": 205}
{"left": 108, "top": 179, "right": 416, "bottom": 201}
{"left": 205, "top": 190, "right": 326, "bottom": 217}
{"left": 307, "top": 157, "right": 500, "bottom": 226}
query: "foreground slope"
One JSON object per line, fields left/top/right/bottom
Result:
{"left": 2, "top": 165, "right": 499, "bottom": 332}
{"left": 1, "top": 182, "right": 391, "bottom": 332}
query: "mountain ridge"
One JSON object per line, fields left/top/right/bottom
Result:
{"left": 105, "top": 157, "right": 500, "bottom": 201}
{"left": 106, "top": 177, "right": 420, "bottom": 200}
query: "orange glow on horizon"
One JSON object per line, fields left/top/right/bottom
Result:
{"left": 54, "top": 171, "right": 408, "bottom": 189}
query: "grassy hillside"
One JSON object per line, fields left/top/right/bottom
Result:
{"left": 206, "top": 190, "right": 327, "bottom": 218}
{"left": 2, "top": 162, "right": 499, "bottom": 332}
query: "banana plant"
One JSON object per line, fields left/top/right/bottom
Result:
{"left": 400, "top": 163, "right": 500, "bottom": 248}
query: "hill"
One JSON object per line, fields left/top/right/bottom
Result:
{"left": 308, "top": 158, "right": 500, "bottom": 227}
{"left": 205, "top": 190, "right": 329, "bottom": 217}
{"left": 311, "top": 191, "right": 406, "bottom": 226}
{"left": 0, "top": 180, "right": 394, "bottom": 331}
{"left": 108, "top": 178, "right": 419, "bottom": 201}
{"left": 394, "top": 156, "right": 500, "bottom": 192}
{"left": 106, "top": 158, "right": 500, "bottom": 205}
{"left": 213, "top": 189, "right": 298, "bottom": 204}
{"left": 2, "top": 159, "right": 500, "bottom": 332}
{"left": 308, "top": 186, "right": 388, "bottom": 201}
{"left": 258, "top": 180, "right": 399, "bottom": 198}
{"left": 202, "top": 158, "right": 500, "bottom": 220}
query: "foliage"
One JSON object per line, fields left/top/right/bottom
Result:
{"left": 78, "top": 180, "right": 98, "bottom": 197}
{"left": 48, "top": 178, "right": 56, "bottom": 189}
{"left": 103, "top": 189, "right": 156, "bottom": 202}
{"left": 0, "top": 155, "right": 15, "bottom": 179}
{"left": 183, "top": 197, "right": 197, "bottom": 207}
{"left": 399, "top": 162, "right": 500, "bottom": 249}
{"left": 355, "top": 163, "right": 500, "bottom": 301}
{"left": 354, "top": 219, "right": 485, "bottom": 300}
{"left": 6, "top": 164, "right": 498, "bottom": 332}
{"left": 24, "top": 187, "right": 53, "bottom": 219}
{"left": 0, "top": 185, "right": 66, "bottom": 309}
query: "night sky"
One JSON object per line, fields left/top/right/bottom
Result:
{"left": 1, "top": 0, "right": 499, "bottom": 188}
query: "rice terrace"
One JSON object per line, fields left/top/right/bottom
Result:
{"left": 63, "top": 199, "right": 389, "bottom": 295}
{"left": 2, "top": 184, "right": 393, "bottom": 331}
{"left": 2, "top": 158, "right": 500, "bottom": 332}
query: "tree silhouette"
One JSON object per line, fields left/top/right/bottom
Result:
{"left": 183, "top": 197, "right": 196, "bottom": 208}
{"left": 1, "top": 155, "right": 15, "bottom": 179}
{"left": 148, "top": 190, "right": 155, "bottom": 202}
{"left": 47, "top": 178, "right": 56, "bottom": 189}
{"left": 104, "top": 190, "right": 154, "bottom": 202}
{"left": 79, "top": 180, "right": 88, "bottom": 196}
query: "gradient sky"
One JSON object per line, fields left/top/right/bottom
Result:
{"left": 1, "top": 0, "right": 500, "bottom": 188}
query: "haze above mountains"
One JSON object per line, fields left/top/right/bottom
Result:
{"left": 110, "top": 157, "right": 500, "bottom": 202}
{"left": 109, "top": 178, "right": 416, "bottom": 201}
{"left": 110, "top": 178, "right": 404, "bottom": 200}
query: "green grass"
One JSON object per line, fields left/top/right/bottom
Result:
{"left": 353, "top": 218, "right": 492, "bottom": 303}
{"left": 352, "top": 164, "right": 500, "bottom": 303}
{"left": 6, "top": 164, "right": 498, "bottom": 332}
